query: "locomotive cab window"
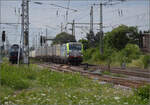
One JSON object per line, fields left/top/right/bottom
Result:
{"left": 69, "top": 44, "right": 82, "bottom": 51}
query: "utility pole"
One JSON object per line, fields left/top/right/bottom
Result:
{"left": 72, "top": 20, "right": 75, "bottom": 36}
{"left": 46, "top": 27, "right": 48, "bottom": 58}
{"left": 149, "top": 0, "right": 150, "bottom": 32}
{"left": 21, "top": 0, "right": 29, "bottom": 64}
{"left": 36, "top": 35, "right": 38, "bottom": 49}
{"left": 0, "top": 0, "right": 2, "bottom": 63}
{"left": 93, "top": 1, "right": 120, "bottom": 54}
{"left": 90, "top": 6, "right": 93, "bottom": 32}
{"left": 99, "top": 3, "right": 103, "bottom": 54}
{"left": 61, "top": 22, "right": 63, "bottom": 32}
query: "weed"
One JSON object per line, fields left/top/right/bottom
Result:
{"left": 0, "top": 63, "right": 38, "bottom": 90}
{"left": 142, "top": 55, "right": 150, "bottom": 69}
{"left": 102, "top": 70, "right": 127, "bottom": 78}
{"left": 135, "top": 84, "right": 150, "bottom": 100}
{"left": 102, "top": 71, "right": 111, "bottom": 75}
{"left": 0, "top": 63, "right": 149, "bottom": 105}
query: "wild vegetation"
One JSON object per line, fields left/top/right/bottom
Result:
{"left": 80, "top": 25, "right": 150, "bottom": 69}
{"left": 0, "top": 60, "right": 149, "bottom": 105}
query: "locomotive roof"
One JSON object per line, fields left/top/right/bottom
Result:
{"left": 67, "top": 42, "right": 82, "bottom": 44}
{"left": 11, "top": 44, "right": 19, "bottom": 47}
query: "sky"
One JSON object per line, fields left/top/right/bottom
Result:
{"left": 0, "top": 0, "right": 149, "bottom": 47}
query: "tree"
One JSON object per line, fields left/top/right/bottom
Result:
{"left": 104, "top": 25, "right": 140, "bottom": 50}
{"left": 127, "top": 26, "right": 139, "bottom": 45}
{"left": 118, "top": 44, "right": 141, "bottom": 68}
{"left": 86, "top": 31, "right": 96, "bottom": 47}
{"left": 52, "top": 32, "right": 76, "bottom": 45}
{"left": 103, "top": 47, "right": 116, "bottom": 71}
{"left": 78, "top": 39, "right": 89, "bottom": 50}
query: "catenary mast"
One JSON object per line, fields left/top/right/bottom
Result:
{"left": 21, "top": 0, "right": 29, "bottom": 64}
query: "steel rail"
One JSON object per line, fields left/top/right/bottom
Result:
{"left": 37, "top": 63, "right": 149, "bottom": 88}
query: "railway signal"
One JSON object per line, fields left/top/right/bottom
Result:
{"left": 2, "top": 31, "right": 5, "bottom": 42}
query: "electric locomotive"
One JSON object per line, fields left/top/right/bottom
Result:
{"left": 9, "top": 44, "right": 22, "bottom": 64}
{"left": 66, "top": 42, "right": 83, "bottom": 65}
{"left": 33, "top": 42, "right": 83, "bottom": 65}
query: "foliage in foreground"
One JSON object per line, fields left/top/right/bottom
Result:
{"left": 142, "top": 55, "right": 150, "bottom": 69}
{"left": 0, "top": 62, "right": 38, "bottom": 90}
{"left": 0, "top": 63, "right": 149, "bottom": 105}
{"left": 136, "top": 84, "right": 150, "bottom": 100}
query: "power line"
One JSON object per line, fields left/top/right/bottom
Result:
{"left": 0, "top": 0, "right": 108, "bottom": 1}
{"left": 0, "top": 0, "right": 128, "bottom": 1}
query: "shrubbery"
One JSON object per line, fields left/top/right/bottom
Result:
{"left": 0, "top": 62, "right": 38, "bottom": 90}
{"left": 80, "top": 25, "right": 148, "bottom": 69}
{"left": 142, "top": 55, "right": 150, "bottom": 69}
{"left": 117, "top": 44, "right": 141, "bottom": 66}
{"left": 136, "top": 84, "right": 150, "bottom": 100}
{"left": 83, "top": 48, "right": 96, "bottom": 61}
{"left": 83, "top": 43, "right": 142, "bottom": 68}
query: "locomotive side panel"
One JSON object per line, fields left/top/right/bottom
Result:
{"left": 52, "top": 45, "right": 56, "bottom": 56}
{"left": 48, "top": 46, "right": 52, "bottom": 56}
{"left": 56, "top": 45, "right": 61, "bottom": 57}
{"left": 30, "top": 51, "right": 35, "bottom": 58}
{"left": 41, "top": 47, "right": 44, "bottom": 57}
{"left": 60, "top": 44, "right": 66, "bottom": 58}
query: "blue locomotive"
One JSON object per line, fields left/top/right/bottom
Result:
{"left": 9, "top": 44, "right": 22, "bottom": 64}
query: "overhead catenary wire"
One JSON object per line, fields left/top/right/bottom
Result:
{"left": 0, "top": 0, "right": 121, "bottom": 1}
{"left": 1, "top": 0, "right": 148, "bottom": 43}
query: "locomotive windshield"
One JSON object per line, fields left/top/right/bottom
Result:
{"left": 69, "top": 44, "right": 82, "bottom": 51}
{"left": 11, "top": 47, "right": 19, "bottom": 52}
{"left": 10, "top": 45, "right": 19, "bottom": 52}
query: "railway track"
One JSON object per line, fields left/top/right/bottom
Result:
{"left": 100, "top": 67, "right": 150, "bottom": 78}
{"left": 80, "top": 64, "right": 150, "bottom": 79}
{"left": 33, "top": 58, "right": 150, "bottom": 79}
{"left": 37, "top": 63, "right": 149, "bottom": 88}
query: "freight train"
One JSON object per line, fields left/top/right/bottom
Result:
{"left": 9, "top": 44, "right": 22, "bottom": 64}
{"left": 30, "top": 42, "right": 83, "bottom": 65}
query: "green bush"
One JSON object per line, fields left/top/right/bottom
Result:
{"left": 91, "top": 48, "right": 103, "bottom": 61}
{"left": 136, "top": 84, "right": 150, "bottom": 100}
{"left": 102, "top": 71, "right": 111, "bottom": 75}
{"left": 83, "top": 48, "right": 96, "bottom": 61}
{"left": 117, "top": 44, "right": 141, "bottom": 65}
{"left": 1, "top": 70, "right": 29, "bottom": 90}
{"left": 84, "top": 47, "right": 106, "bottom": 62}
{"left": 0, "top": 63, "right": 38, "bottom": 90}
{"left": 142, "top": 55, "right": 150, "bottom": 69}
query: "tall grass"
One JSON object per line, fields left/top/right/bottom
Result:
{"left": 135, "top": 84, "right": 150, "bottom": 100}
{"left": 142, "top": 55, "right": 150, "bottom": 69}
{"left": 38, "top": 70, "right": 85, "bottom": 88}
{"left": 0, "top": 62, "right": 38, "bottom": 90}
{"left": 0, "top": 60, "right": 149, "bottom": 105}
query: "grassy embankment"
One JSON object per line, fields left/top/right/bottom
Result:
{"left": 83, "top": 47, "right": 150, "bottom": 69}
{"left": 0, "top": 60, "right": 149, "bottom": 105}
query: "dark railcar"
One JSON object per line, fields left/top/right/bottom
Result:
{"left": 9, "top": 44, "right": 22, "bottom": 64}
